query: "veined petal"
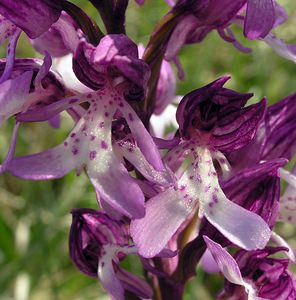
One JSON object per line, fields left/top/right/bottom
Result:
{"left": 130, "top": 188, "right": 191, "bottom": 258}
{"left": 0, "top": 0, "right": 62, "bottom": 39}
{"left": 244, "top": 0, "right": 275, "bottom": 39}
{"left": 223, "top": 159, "right": 285, "bottom": 227}
{"left": 211, "top": 98, "right": 266, "bottom": 152}
{"left": 31, "top": 13, "right": 79, "bottom": 57}
{"left": 204, "top": 236, "right": 264, "bottom": 300}
{"left": 0, "top": 70, "right": 33, "bottom": 125}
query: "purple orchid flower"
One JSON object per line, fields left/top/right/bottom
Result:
{"left": 131, "top": 76, "right": 271, "bottom": 258}
{"left": 69, "top": 208, "right": 153, "bottom": 300}
{"left": 218, "top": 245, "right": 296, "bottom": 300}
{"left": 4, "top": 34, "right": 173, "bottom": 219}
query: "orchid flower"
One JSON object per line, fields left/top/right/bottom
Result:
{"left": 216, "top": 243, "right": 296, "bottom": 300}
{"left": 69, "top": 208, "right": 153, "bottom": 300}
{"left": 131, "top": 76, "right": 271, "bottom": 258}
{"left": 3, "top": 34, "right": 174, "bottom": 219}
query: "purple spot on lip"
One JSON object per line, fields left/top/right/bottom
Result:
{"left": 70, "top": 133, "right": 76, "bottom": 138}
{"left": 90, "top": 135, "right": 96, "bottom": 141}
{"left": 72, "top": 146, "right": 78, "bottom": 155}
{"left": 212, "top": 194, "right": 219, "bottom": 203}
{"left": 128, "top": 113, "right": 134, "bottom": 122}
{"left": 89, "top": 151, "right": 97, "bottom": 160}
{"left": 179, "top": 185, "right": 186, "bottom": 191}
{"left": 208, "top": 202, "right": 214, "bottom": 208}
{"left": 87, "top": 93, "right": 92, "bottom": 99}
{"left": 99, "top": 122, "right": 104, "bottom": 128}
{"left": 101, "top": 140, "right": 108, "bottom": 149}
{"left": 119, "top": 102, "right": 124, "bottom": 107}
{"left": 74, "top": 138, "right": 80, "bottom": 143}
{"left": 104, "top": 112, "right": 110, "bottom": 117}
{"left": 69, "top": 98, "right": 78, "bottom": 104}
{"left": 64, "top": 141, "right": 68, "bottom": 147}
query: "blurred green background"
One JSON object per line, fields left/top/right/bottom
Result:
{"left": 0, "top": 0, "right": 296, "bottom": 299}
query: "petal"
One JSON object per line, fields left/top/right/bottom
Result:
{"left": 196, "top": 148, "right": 271, "bottom": 250}
{"left": 16, "top": 93, "right": 89, "bottom": 122}
{"left": 0, "top": 70, "right": 33, "bottom": 125}
{"left": 33, "top": 52, "right": 52, "bottom": 87}
{"left": 223, "top": 159, "right": 285, "bottom": 228}
{"left": 211, "top": 98, "right": 266, "bottom": 152}
{"left": 244, "top": 0, "right": 275, "bottom": 39}
{"left": 154, "top": 59, "right": 176, "bottom": 115}
{"left": 89, "top": 155, "right": 146, "bottom": 219}
{"left": 97, "top": 245, "right": 125, "bottom": 300}
{"left": 203, "top": 236, "right": 263, "bottom": 300}
{"left": 279, "top": 168, "right": 296, "bottom": 225}
{"left": 114, "top": 265, "right": 153, "bottom": 299}
{"left": 0, "top": 28, "right": 21, "bottom": 84}
{"left": 0, "top": 0, "right": 62, "bottom": 39}
{"left": 114, "top": 141, "right": 174, "bottom": 187}
{"left": 165, "top": 14, "right": 196, "bottom": 61}
{"left": 200, "top": 249, "right": 220, "bottom": 273}
{"left": 0, "top": 121, "right": 20, "bottom": 173}
{"left": 130, "top": 188, "right": 191, "bottom": 258}
{"left": 119, "top": 98, "right": 166, "bottom": 172}
{"left": 84, "top": 97, "right": 145, "bottom": 219}
{"left": 271, "top": 232, "right": 296, "bottom": 263}
{"left": 203, "top": 191, "right": 271, "bottom": 250}
{"left": 0, "top": 14, "right": 17, "bottom": 43}
{"left": 31, "top": 13, "right": 79, "bottom": 57}
{"left": 263, "top": 33, "right": 296, "bottom": 64}
{"left": 5, "top": 143, "right": 82, "bottom": 179}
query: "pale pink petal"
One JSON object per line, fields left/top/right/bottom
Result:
{"left": 204, "top": 236, "right": 264, "bottom": 300}
{"left": 130, "top": 188, "right": 191, "bottom": 258}
{"left": 98, "top": 245, "right": 125, "bottom": 300}
{"left": 271, "top": 232, "right": 296, "bottom": 263}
